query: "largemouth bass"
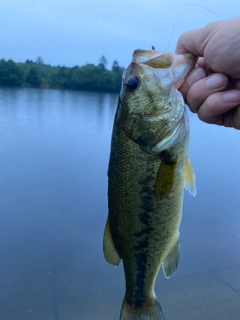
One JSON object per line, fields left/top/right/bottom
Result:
{"left": 103, "top": 50, "right": 197, "bottom": 320}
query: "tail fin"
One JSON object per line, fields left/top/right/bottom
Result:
{"left": 120, "top": 296, "right": 165, "bottom": 320}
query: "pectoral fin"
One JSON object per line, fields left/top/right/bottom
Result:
{"left": 154, "top": 160, "right": 177, "bottom": 199}
{"left": 162, "top": 238, "right": 180, "bottom": 279}
{"left": 184, "top": 159, "right": 197, "bottom": 196}
{"left": 103, "top": 218, "right": 121, "bottom": 266}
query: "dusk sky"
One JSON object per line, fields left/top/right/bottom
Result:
{"left": 0, "top": 0, "right": 239, "bottom": 68}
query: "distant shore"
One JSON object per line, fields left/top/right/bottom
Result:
{"left": 0, "top": 56, "right": 124, "bottom": 93}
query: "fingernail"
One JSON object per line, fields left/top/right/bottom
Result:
{"left": 223, "top": 91, "right": 240, "bottom": 102}
{"left": 205, "top": 74, "right": 226, "bottom": 89}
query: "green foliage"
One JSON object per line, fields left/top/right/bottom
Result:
{"left": 0, "top": 59, "right": 24, "bottom": 86}
{"left": 0, "top": 56, "right": 124, "bottom": 93}
{"left": 26, "top": 68, "right": 42, "bottom": 87}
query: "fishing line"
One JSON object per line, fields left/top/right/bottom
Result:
{"left": 163, "top": 3, "right": 223, "bottom": 52}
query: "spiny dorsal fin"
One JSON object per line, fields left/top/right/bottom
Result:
{"left": 103, "top": 218, "right": 121, "bottom": 266}
{"left": 162, "top": 238, "right": 180, "bottom": 279}
{"left": 184, "top": 158, "right": 197, "bottom": 196}
{"left": 154, "top": 160, "right": 177, "bottom": 199}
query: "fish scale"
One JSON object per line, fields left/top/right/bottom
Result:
{"left": 103, "top": 50, "right": 197, "bottom": 320}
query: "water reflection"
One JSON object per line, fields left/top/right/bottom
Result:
{"left": 0, "top": 87, "right": 240, "bottom": 320}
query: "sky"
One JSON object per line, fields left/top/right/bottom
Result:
{"left": 0, "top": 0, "right": 239, "bottom": 68}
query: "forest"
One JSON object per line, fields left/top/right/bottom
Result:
{"left": 0, "top": 56, "right": 124, "bottom": 93}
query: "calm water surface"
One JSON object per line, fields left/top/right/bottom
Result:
{"left": 0, "top": 87, "right": 239, "bottom": 320}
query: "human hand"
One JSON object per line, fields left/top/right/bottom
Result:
{"left": 175, "top": 18, "right": 240, "bottom": 129}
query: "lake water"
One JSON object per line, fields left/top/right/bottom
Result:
{"left": 0, "top": 87, "right": 239, "bottom": 320}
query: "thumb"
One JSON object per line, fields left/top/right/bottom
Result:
{"left": 175, "top": 29, "right": 205, "bottom": 56}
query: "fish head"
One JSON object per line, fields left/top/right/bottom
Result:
{"left": 117, "top": 50, "right": 197, "bottom": 154}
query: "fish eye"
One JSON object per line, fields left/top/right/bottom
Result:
{"left": 126, "top": 76, "right": 140, "bottom": 91}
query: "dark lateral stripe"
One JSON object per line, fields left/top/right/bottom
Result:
{"left": 133, "top": 252, "right": 147, "bottom": 306}
{"left": 131, "top": 174, "right": 155, "bottom": 306}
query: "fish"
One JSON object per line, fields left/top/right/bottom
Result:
{"left": 103, "top": 50, "right": 197, "bottom": 320}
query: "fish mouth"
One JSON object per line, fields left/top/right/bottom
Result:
{"left": 131, "top": 50, "right": 197, "bottom": 89}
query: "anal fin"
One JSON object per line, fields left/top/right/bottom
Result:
{"left": 103, "top": 218, "right": 121, "bottom": 266}
{"left": 162, "top": 238, "right": 180, "bottom": 279}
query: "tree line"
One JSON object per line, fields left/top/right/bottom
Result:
{"left": 0, "top": 56, "right": 124, "bottom": 93}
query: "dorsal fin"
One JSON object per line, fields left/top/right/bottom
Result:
{"left": 184, "top": 159, "right": 197, "bottom": 196}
